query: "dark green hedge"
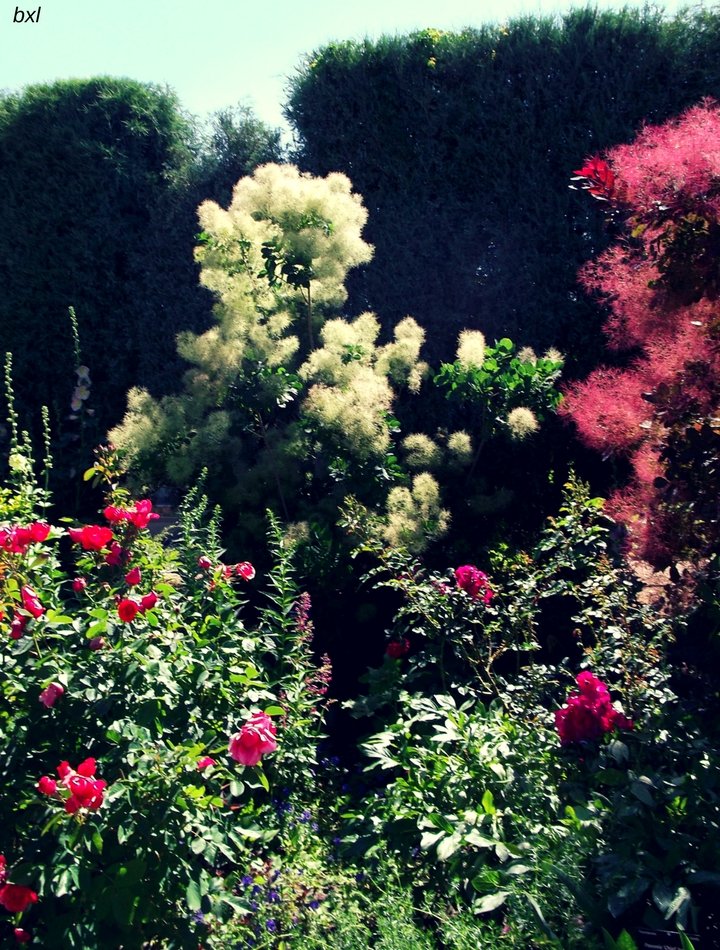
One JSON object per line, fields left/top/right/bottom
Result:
{"left": 0, "top": 79, "right": 281, "bottom": 452}
{"left": 285, "top": 7, "right": 720, "bottom": 370}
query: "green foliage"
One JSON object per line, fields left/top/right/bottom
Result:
{"left": 286, "top": 8, "right": 720, "bottom": 370}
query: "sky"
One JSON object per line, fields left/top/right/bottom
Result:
{"left": 0, "top": 0, "right": 700, "bottom": 135}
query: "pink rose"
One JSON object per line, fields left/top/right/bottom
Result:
{"left": 454, "top": 565, "right": 494, "bottom": 603}
{"left": 10, "top": 615, "right": 28, "bottom": 639}
{"left": 197, "top": 756, "right": 216, "bottom": 770}
{"left": 21, "top": 586, "right": 44, "bottom": 619}
{"left": 104, "top": 541, "right": 126, "bottom": 566}
{"left": 228, "top": 712, "right": 277, "bottom": 767}
{"left": 128, "top": 500, "right": 159, "bottom": 529}
{"left": 235, "top": 562, "right": 256, "bottom": 581}
{"left": 555, "top": 672, "right": 633, "bottom": 745}
{"left": 197, "top": 556, "right": 213, "bottom": 570}
{"left": 39, "top": 682, "right": 64, "bottom": 708}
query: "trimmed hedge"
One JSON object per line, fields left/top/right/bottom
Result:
{"left": 285, "top": 7, "right": 720, "bottom": 370}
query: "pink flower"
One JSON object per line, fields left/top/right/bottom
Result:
{"left": 103, "top": 505, "right": 129, "bottom": 524}
{"left": 10, "top": 615, "right": 28, "bottom": 640}
{"left": 197, "top": 756, "right": 216, "bottom": 770}
{"left": 68, "top": 524, "right": 113, "bottom": 551}
{"left": 454, "top": 565, "right": 493, "bottom": 603}
{"left": 228, "top": 712, "right": 278, "bottom": 767}
{"left": 124, "top": 566, "right": 141, "bottom": 586}
{"left": 39, "top": 682, "right": 64, "bottom": 708}
{"left": 37, "top": 776, "right": 57, "bottom": 796}
{"left": 55, "top": 758, "right": 107, "bottom": 813}
{"left": 0, "top": 884, "right": 38, "bottom": 914}
{"left": 235, "top": 562, "right": 255, "bottom": 581}
{"left": 139, "top": 591, "right": 158, "bottom": 612}
{"left": 386, "top": 638, "right": 410, "bottom": 659}
{"left": 21, "top": 586, "right": 44, "bottom": 619}
{"left": 555, "top": 671, "right": 633, "bottom": 745}
{"left": 128, "top": 499, "right": 159, "bottom": 529}
{"left": 0, "top": 522, "right": 51, "bottom": 554}
{"left": 104, "top": 541, "right": 126, "bottom": 566}
{"left": 72, "top": 577, "right": 87, "bottom": 593}
{"left": 117, "top": 598, "right": 140, "bottom": 623}
{"left": 197, "top": 556, "right": 213, "bottom": 570}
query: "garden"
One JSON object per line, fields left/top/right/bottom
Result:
{"left": 1, "top": 8, "right": 720, "bottom": 949}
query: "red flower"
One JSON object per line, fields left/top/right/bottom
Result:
{"left": 571, "top": 156, "right": 616, "bottom": 201}
{"left": 55, "top": 759, "right": 107, "bottom": 813}
{"left": 235, "top": 561, "right": 255, "bottom": 581}
{"left": 197, "top": 556, "right": 213, "bottom": 570}
{"left": 14, "top": 929, "right": 32, "bottom": 943}
{"left": 104, "top": 542, "right": 125, "bottom": 567}
{"left": 555, "top": 671, "right": 633, "bottom": 745}
{"left": 39, "top": 682, "right": 64, "bottom": 708}
{"left": 0, "top": 884, "right": 38, "bottom": 914}
{"left": 0, "top": 522, "right": 51, "bottom": 554}
{"left": 454, "top": 565, "right": 493, "bottom": 603}
{"left": 386, "top": 638, "right": 410, "bottom": 659}
{"left": 124, "top": 566, "right": 141, "bottom": 586}
{"left": 37, "top": 776, "right": 57, "bottom": 796}
{"left": 68, "top": 524, "right": 113, "bottom": 551}
{"left": 21, "top": 586, "right": 44, "bottom": 619}
{"left": 228, "top": 712, "right": 277, "bottom": 767}
{"left": 88, "top": 636, "right": 105, "bottom": 651}
{"left": 72, "top": 577, "right": 87, "bottom": 593}
{"left": 197, "top": 756, "right": 216, "bottom": 770}
{"left": 103, "top": 505, "right": 129, "bottom": 524}
{"left": 10, "top": 615, "right": 28, "bottom": 640}
{"left": 117, "top": 599, "right": 140, "bottom": 622}
{"left": 139, "top": 591, "right": 158, "bottom": 612}
{"left": 128, "top": 500, "right": 159, "bottom": 529}
{"left": 0, "top": 855, "right": 6, "bottom": 883}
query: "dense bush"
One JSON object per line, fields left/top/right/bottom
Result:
{"left": 286, "top": 8, "right": 720, "bottom": 370}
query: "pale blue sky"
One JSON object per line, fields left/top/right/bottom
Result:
{"left": 0, "top": 0, "right": 699, "bottom": 133}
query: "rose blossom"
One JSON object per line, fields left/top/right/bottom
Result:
{"left": 21, "top": 586, "right": 44, "bottom": 619}
{"left": 104, "top": 541, "right": 125, "bottom": 566}
{"left": 555, "top": 671, "right": 633, "bottom": 745}
{"left": 235, "top": 562, "right": 255, "bottom": 581}
{"left": 124, "top": 566, "right": 141, "bottom": 586}
{"left": 68, "top": 525, "right": 113, "bottom": 551}
{"left": 197, "top": 556, "right": 213, "bottom": 570}
{"left": 0, "top": 884, "right": 38, "bottom": 914}
{"left": 197, "top": 756, "right": 216, "bottom": 770}
{"left": 39, "top": 682, "right": 64, "bottom": 708}
{"left": 10, "top": 615, "right": 28, "bottom": 640}
{"left": 117, "top": 598, "right": 140, "bottom": 623}
{"left": 386, "top": 638, "right": 410, "bottom": 659}
{"left": 88, "top": 636, "right": 105, "bottom": 651}
{"left": 47, "top": 758, "right": 107, "bottom": 813}
{"left": 139, "top": 591, "right": 158, "bottom": 612}
{"left": 14, "top": 929, "right": 31, "bottom": 943}
{"left": 37, "top": 776, "right": 57, "bottom": 796}
{"left": 454, "top": 565, "right": 494, "bottom": 603}
{"left": 228, "top": 712, "right": 277, "bottom": 767}
{"left": 72, "top": 577, "right": 87, "bottom": 593}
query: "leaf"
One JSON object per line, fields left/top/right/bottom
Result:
{"left": 602, "top": 929, "right": 638, "bottom": 950}
{"left": 679, "top": 931, "right": 697, "bottom": 950}
{"left": 630, "top": 779, "right": 655, "bottom": 806}
{"left": 191, "top": 838, "right": 206, "bottom": 854}
{"left": 420, "top": 830, "right": 444, "bottom": 851}
{"left": 263, "top": 705, "right": 285, "bottom": 716}
{"left": 186, "top": 879, "right": 202, "bottom": 912}
{"left": 526, "top": 894, "right": 560, "bottom": 941}
{"left": 437, "top": 833, "right": 462, "bottom": 861}
{"left": 473, "top": 891, "right": 509, "bottom": 914}
{"left": 481, "top": 789, "right": 496, "bottom": 814}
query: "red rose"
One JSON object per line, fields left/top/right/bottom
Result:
{"left": 197, "top": 556, "right": 213, "bottom": 570}
{"left": 39, "top": 682, "right": 64, "bottom": 708}
{"left": 14, "top": 928, "right": 32, "bottom": 943}
{"left": 72, "top": 577, "right": 87, "bottom": 593}
{"left": 556, "top": 672, "right": 633, "bottom": 745}
{"left": 37, "top": 776, "right": 57, "bottom": 796}
{"left": 386, "top": 638, "right": 410, "bottom": 659}
{"left": 128, "top": 500, "right": 159, "bottom": 529}
{"left": 104, "top": 541, "right": 125, "bottom": 566}
{"left": 10, "top": 615, "right": 28, "bottom": 640}
{"left": 117, "top": 598, "right": 140, "bottom": 623}
{"left": 0, "top": 855, "right": 6, "bottom": 883}
{"left": 0, "top": 883, "right": 38, "bottom": 913}
{"left": 21, "top": 586, "right": 44, "bottom": 619}
{"left": 124, "top": 566, "right": 141, "bottom": 586}
{"left": 103, "top": 505, "right": 129, "bottom": 524}
{"left": 228, "top": 712, "right": 278, "bottom": 767}
{"left": 140, "top": 591, "right": 158, "bottom": 612}
{"left": 197, "top": 756, "right": 216, "bottom": 770}
{"left": 68, "top": 525, "right": 113, "bottom": 551}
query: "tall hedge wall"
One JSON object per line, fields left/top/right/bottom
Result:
{"left": 0, "top": 79, "right": 281, "bottom": 450}
{"left": 285, "top": 7, "right": 720, "bottom": 370}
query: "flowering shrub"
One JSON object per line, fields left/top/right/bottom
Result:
{"left": 0, "top": 449, "right": 331, "bottom": 946}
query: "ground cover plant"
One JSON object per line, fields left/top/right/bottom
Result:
{"left": 2, "top": 95, "right": 720, "bottom": 950}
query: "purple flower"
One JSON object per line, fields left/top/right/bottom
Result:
{"left": 266, "top": 919, "right": 277, "bottom": 933}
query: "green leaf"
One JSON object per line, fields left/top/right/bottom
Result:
{"left": 186, "top": 879, "right": 202, "bottom": 912}
{"left": 473, "top": 891, "right": 509, "bottom": 914}
{"left": 481, "top": 789, "right": 496, "bottom": 814}
{"left": 256, "top": 767, "right": 269, "bottom": 792}
{"left": 191, "top": 838, "right": 207, "bottom": 854}
{"left": 436, "top": 833, "right": 462, "bottom": 861}
{"left": 526, "top": 894, "right": 560, "bottom": 941}
{"left": 679, "top": 931, "right": 697, "bottom": 950}
{"left": 263, "top": 705, "right": 285, "bottom": 716}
